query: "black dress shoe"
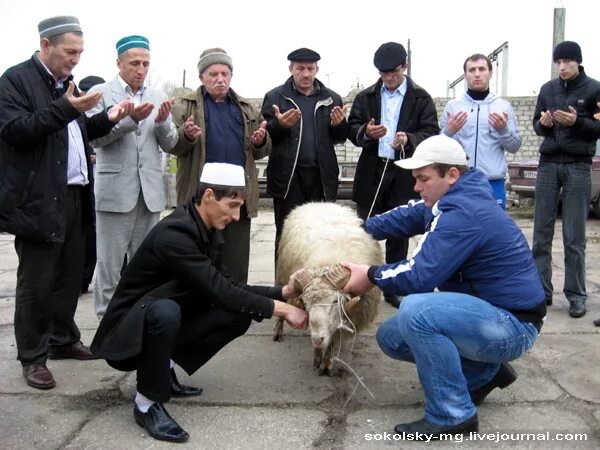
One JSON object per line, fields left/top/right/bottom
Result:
{"left": 384, "top": 294, "right": 402, "bottom": 308}
{"left": 569, "top": 300, "right": 586, "bottom": 318}
{"left": 394, "top": 414, "right": 478, "bottom": 439}
{"left": 48, "top": 341, "right": 97, "bottom": 360}
{"left": 134, "top": 403, "right": 189, "bottom": 443}
{"left": 470, "top": 362, "right": 517, "bottom": 406}
{"left": 170, "top": 368, "right": 203, "bottom": 397}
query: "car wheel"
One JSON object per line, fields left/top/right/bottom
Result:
{"left": 593, "top": 197, "right": 600, "bottom": 219}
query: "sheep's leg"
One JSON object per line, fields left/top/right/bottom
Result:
{"left": 318, "top": 344, "right": 333, "bottom": 376}
{"left": 273, "top": 317, "right": 284, "bottom": 341}
{"left": 313, "top": 348, "right": 323, "bottom": 369}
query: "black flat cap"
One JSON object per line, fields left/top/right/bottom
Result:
{"left": 374, "top": 42, "right": 407, "bottom": 72}
{"left": 79, "top": 76, "right": 105, "bottom": 92}
{"left": 287, "top": 48, "right": 321, "bottom": 62}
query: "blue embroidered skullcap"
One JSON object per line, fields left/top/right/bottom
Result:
{"left": 116, "top": 35, "right": 150, "bottom": 55}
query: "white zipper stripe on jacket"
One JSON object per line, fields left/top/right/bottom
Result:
{"left": 282, "top": 95, "right": 333, "bottom": 199}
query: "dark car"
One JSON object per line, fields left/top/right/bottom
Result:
{"left": 507, "top": 141, "right": 600, "bottom": 217}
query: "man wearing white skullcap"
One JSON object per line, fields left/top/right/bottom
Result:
{"left": 91, "top": 162, "right": 308, "bottom": 443}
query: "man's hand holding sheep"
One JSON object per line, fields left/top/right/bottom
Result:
{"left": 274, "top": 273, "right": 309, "bottom": 330}
{"left": 341, "top": 262, "right": 374, "bottom": 297}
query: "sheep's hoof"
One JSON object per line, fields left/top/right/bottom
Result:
{"left": 273, "top": 320, "right": 284, "bottom": 342}
{"left": 272, "top": 332, "right": 283, "bottom": 342}
{"left": 318, "top": 365, "right": 330, "bottom": 376}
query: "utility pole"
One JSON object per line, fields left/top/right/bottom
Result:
{"left": 182, "top": 69, "right": 186, "bottom": 88}
{"left": 407, "top": 39, "right": 411, "bottom": 77}
{"left": 551, "top": 8, "right": 566, "bottom": 79}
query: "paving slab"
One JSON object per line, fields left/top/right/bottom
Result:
{"left": 65, "top": 405, "right": 327, "bottom": 449}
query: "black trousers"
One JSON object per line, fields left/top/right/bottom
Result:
{"left": 356, "top": 161, "right": 413, "bottom": 265}
{"left": 221, "top": 204, "right": 250, "bottom": 284}
{"left": 273, "top": 166, "right": 325, "bottom": 262}
{"left": 14, "top": 186, "right": 85, "bottom": 365}
{"left": 113, "top": 299, "right": 252, "bottom": 403}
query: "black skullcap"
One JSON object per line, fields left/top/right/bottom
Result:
{"left": 287, "top": 48, "right": 321, "bottom": 62}
{"left": 553, "top": 41, "right": 582, "bottom": 63}
{"left": 78, "top": 76, "right": 105, "bottom": 92}
{"left": 373, "top": 42, "right": 407, "bottom": 72}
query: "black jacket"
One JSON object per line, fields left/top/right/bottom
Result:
{"left": 533, "top": 66, "right": 600, "bottom": 163}
{"left": 91, "top": 202, "right": 280, "bottom": 368}
{"left": 0, "top": 54, "right": 114, "bottom": 242}
{"left": 348, "top": 77, "right": 439, "bottom": 205}
{"left": 261, "top": 77, "right": 348, "bottom": 200}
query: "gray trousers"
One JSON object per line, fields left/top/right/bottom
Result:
{"left": 93, "top": 195, "right": 159, "bottom": 318}
{"left": 532, "top": 161, "right": 590, "bottom": 304}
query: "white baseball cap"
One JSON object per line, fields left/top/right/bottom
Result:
{"left": 200, "top": 162, "right": 245, "bottom": 186}
{"left": 395, "top": 135, "right": 468, "bottom": 170}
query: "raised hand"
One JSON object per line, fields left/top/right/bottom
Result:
{"left": 539, "top": 110, "right": 553, "bottom": 128}
{"left": 155, "top": 98, "right": 175, "bottom": 123}
{"left": 330, "top": 105, "right": 347, "bottom": 127}
{"left": 130, "top": 101, "right": 154, "bottom": 122}
{"left": 489, "top": 111, "right": 509, "bottom": 131}
{"left": 273, "top": 104, "right": 300, "bottom": 128}
{"left": 182, "top": 115, "right": 202, "bottom": 141}
{"left": 365, "top": 118, "right": 387, "bottom": 139}
{"left": 107, "top": 99, "right": 134, "bottom": 123}
{"left": 553, "top": 106, "right": 577, "bottom": 127}
{"left": 446, "top": 111, "right": 468, "bottom": 134}
{"left": 65, "top": 81, "right": 101, "bottom": 112}
{"left": 251, "top": 120, "right": 267, "bottom": 146}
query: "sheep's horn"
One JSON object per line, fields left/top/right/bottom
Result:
{"left": 292, "top": 269, "right": 313, "bottom": 293}
{"left": 343, "top": 296, "right": 361, "bottom": 313}
{"left": 323, "top": 264, "right": 351, "bottom": 290}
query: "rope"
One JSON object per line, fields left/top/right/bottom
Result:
{"left": 313, "top": 293, "right": 375, "bottom": 409}
{"left": 367, "top": 141, "right": 405, "bottom": 218}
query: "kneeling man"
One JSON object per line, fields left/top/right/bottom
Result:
{"left": 343, "top": 136, "right": 545, "bottom": 439}
{"left": 91, "top": 163, "right": 307, "bottom": 443}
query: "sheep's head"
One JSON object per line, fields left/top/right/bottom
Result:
{"left": 292, "top": 264, "right": 361, "bottom": 350}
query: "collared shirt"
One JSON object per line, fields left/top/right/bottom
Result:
{"left": 36, "top": 54, "right": 88, "bottom": 185}
{"left": 378, "top": 79, "right": 407, "bottom": 159}
{"left": 117, "top": 74, "right": 146, "bottom": 106}
{"left": 202, "top": 88, "right": 245, "bottom": 167}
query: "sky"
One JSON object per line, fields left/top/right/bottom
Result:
{"left": 0, "top": 0, "right": 598, "bottom": 100}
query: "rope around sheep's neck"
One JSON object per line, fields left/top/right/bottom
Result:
{"left": 312, "top": 293, "right": 375, "bottom": 409}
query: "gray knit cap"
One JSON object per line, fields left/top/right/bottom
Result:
{"left": 197, "top": 48, "right": 233, "bottom": 75}
{"left": 38, "top": 15, "right": 82, "bottom": 39}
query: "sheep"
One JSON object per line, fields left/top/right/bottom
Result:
{"left": 273, "top": 202, "right": 383, "bottom": 375}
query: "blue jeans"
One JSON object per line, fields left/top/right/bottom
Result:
{"left": 376, "top": 292, "right": 538, "bottom": 426}
{"left": 488, "top": 179, "right": 506, "bottom": 209}
{"left": 532, "top": 161, "right": 590, "bottom": 303}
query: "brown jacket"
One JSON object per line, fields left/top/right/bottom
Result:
{"left": 171, "top": 87, "right": 271, "bottom": 218}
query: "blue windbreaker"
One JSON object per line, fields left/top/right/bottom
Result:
{"left": 366, "top": 170, "right": 545, "bottom": 319}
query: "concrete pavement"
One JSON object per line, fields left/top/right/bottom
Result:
{"left": 0, "top": 205, "right": 599, "bottom": 449}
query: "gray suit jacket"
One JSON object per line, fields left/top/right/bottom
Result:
{"left": 87, "top": 77, "right": 178, "bottom": 213}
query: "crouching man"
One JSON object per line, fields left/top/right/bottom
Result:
{"left": 91, "top": 163, "right": 307, "bottom": 443}
{"left": 342, "top": 135, "right": 545, "bottom": 439}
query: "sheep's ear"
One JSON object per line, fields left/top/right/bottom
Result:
{"left": 292, "top": 269, "right": 313, "bottom": 293}
{"left": 323, "top": 264, "right": 350, "bottom": 290}
{"left": 343, "top": 296, "right": 361, "bottom": 313}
